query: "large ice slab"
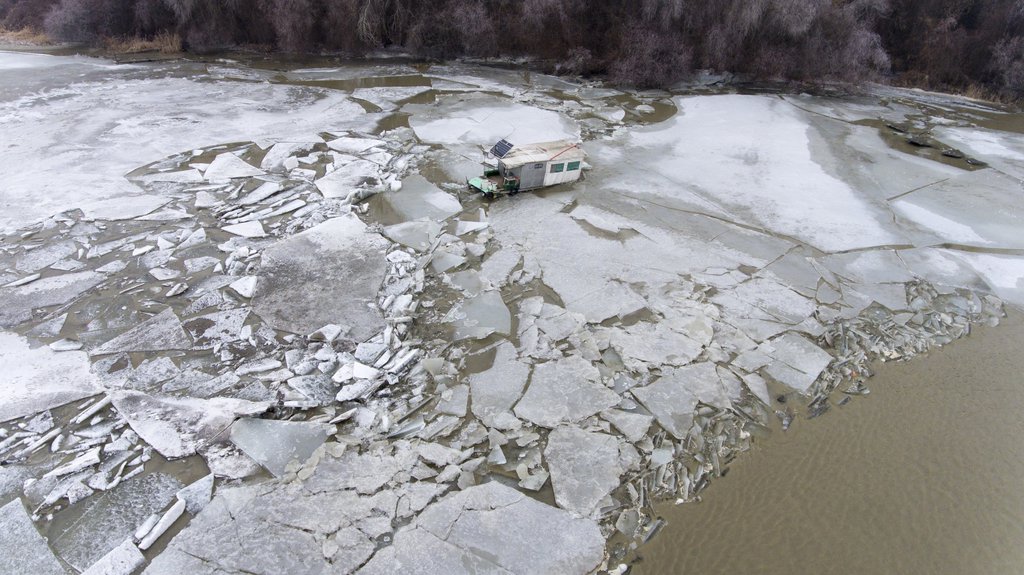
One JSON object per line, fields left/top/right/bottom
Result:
{"left": 254, "top": 215, "right": 389, "bottom": 340}
{"left": 379, "top": 175, "right": 461, "bottom": 223}
{"left": 91, "top": 307, "right": 192, "bottom": 356}
{"left": 589, "top": 94, "right": 906, "bottom": 252}
{"left": 514, "top": 355, "right": 619, "bottom": 428}
{"left": 0, "top": 499, "right": 66, "bottom": 575}
{"left": 446, "top": 290, "right": 512, "bottom": 340}
{"left": 545, "top": 426, "right": 625, "bottom": 516}
{"left": 203, "top": 152, "right": 264, "bottom": 182}
{"left": 111, "top": 391, "right": 267, "bottom": 459}
{"left": 631, "top": 362, "right": 736, "bottom": 439}
{"left": 0, "top": 271, "right": 105, "bottom": 327}
{"left": 228, "top": 418, "right": 333, "bottom": 477}
{"left": 407, "top": 92, "right": 578, "bottom": 147}
{"left": 53, "top": 473, "right": 183, "bottom": 572}
{"left": 363, "top": 481, "right": 604, "bottom": 574}
{"left": 892, "top": 170, "right": 1024, "bottom": 249}
{"left": 0, "top": 331, "right": 101, "bottom": 422}
{"left": 761, "top": 332, "right": 833, "bottom": 393}
{"left": 469, "top": 342, "right": 530, "bottom": 425}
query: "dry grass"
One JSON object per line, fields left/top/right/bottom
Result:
{"left": 103, "top": 32, "right": 182, "bottom": 54}
{"left": 0, "top": 27, "right": 51, "bottom": 45}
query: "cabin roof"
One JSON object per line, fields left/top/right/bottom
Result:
{"left": 498, "top": 140, "right": 585, "bottom": 168}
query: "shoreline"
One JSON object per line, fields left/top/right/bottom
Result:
{"left": 633, "top": 309, "right": 1024, "bottom": 574}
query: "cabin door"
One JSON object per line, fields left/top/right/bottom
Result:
{"left": 519, "top": 163, "right": 546, "bottom": 190}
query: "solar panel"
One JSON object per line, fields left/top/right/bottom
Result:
{"left": 490, "top": 139, "right": 514, "bottom": 158}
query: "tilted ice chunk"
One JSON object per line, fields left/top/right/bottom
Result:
{"left": 0, "top": 499, "right": 66, "bottom": 575}
{"left": 761, "top": 332, "right": 833, "bottom": 393}
{"left": 631, "top": 362, "right": 735, "bottom": 439}
{"left": 221, "top": 220, "right": 266, "bottom": 238}
{"left": 469, "top": 342, "right": 530, "bottom": 425}
{"left": 111, "top": 391, "right": 268, "bottom": 459}
{"left": 364, "top": 481, "right": 604, "bottom": 575}
{"left": 445, "top": 290, "right": 511, "bottom": 340}
{"left": 0, "top": 270, "right": 105, "bottom": 327}
{"left": 228, "top": 275, "right": 258, "bottom": 299}
{"left": 325, "top": 136, "right": 384, "bottom": 155}
{"left": 479, "top": 246, "right": 522, "bottom": 288}
{"left": 254, "top": 215, "right": 390, "bottom": 341}
{"left": 204, "top": 152, "right": 264, "bottom": 182}
{"left": 383, "top": 220, "right": 443, "bottom": 251}
{"left": 600, "top": 409, "right": 653, "bottom": 444}
{"left": 314, "top": 159, "right": 384, "bottom": 200}
{"left": 514, "top": 355, "right": 619, "bottom": 428}
{"left": 91, "top": 307, "right": 191, "bottom": 356}
{"left": 229, "top": 418, "right": 333, "bottom": 477}
{"left": 176, "top": 473, "right": 214, "bottom": 514}
{"left": 0, "top": 331, "right": 101, "bottom": 423}
{"left": 260, "top": 142, "right": 315, "bottom": 172}
{"left": 545, "top": 426, "right": 626, "bottom": 516}
{"left": 136, "top": 169, "right": 205, "bottom": 184}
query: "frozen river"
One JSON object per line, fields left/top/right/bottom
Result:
{"left": 0, "top": 48, "right": 1022, "bottom": 574}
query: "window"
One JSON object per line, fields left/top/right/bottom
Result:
{"left": 567, "top": 161, "right": 581, "bottom": 171}
{"left": 550, "top": 163, "right": 565, "bottom": 173}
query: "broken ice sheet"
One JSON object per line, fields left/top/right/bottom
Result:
{"left": 90, "top": 307, "right": 191, "bottom": 356}
{"left": 631, "top": 362, "right": 739, "bottom": 439}
{"left": 0, "top": 331, "right": 101, "bottom": 422}
{"left": 469, "top": 341, "right": 530, "bottom": 426}
{"left": 254, "top": 215, "right": 390, "bottom": 341}
{"left": 0, "top": 499, "right": 65, "bottom": 575}
{"left": 81, "top": 538, "right": 145, "bottom": 575}
{"left": 545, "top": 426, "right": 626, "bottom": 516}
{"left": 260, "top": 142, "right": 315, "bottom": 172}
{"left": 203, "top": 152, "right": 264, "bottom": 182}
{"left": 761, "top": 332, "right": 833, "bottom": 393}
{"left": 610, "top": 319, "right": 707, "bottom": 371}
{"left": 52, "top": 472, "right": 184, "bottom": 572}
{"left": 0, "top": 270, "right": 105, "bottom": 327}
{"left": 380, "top": 174, "right": 462, "bottom": 223}
{"left": 314, "top": 158, "right": 384, "bottom": 201}
{"left": 363, "top": 481, "right": 604, "bottom": 575}
{"left": 514, "top": 355, "right": 619, "bottom": 428}
{"left": 445, "top": 290, "right": 511, "bottom": 340}
{"left": 228, "top": 418, "right": 333, "bottom": 477}
{"left": 382, "top": 220, "right": 443, "bottom": 251}
{"left": 111, "top": 391, "right": 268, "bottom": 459}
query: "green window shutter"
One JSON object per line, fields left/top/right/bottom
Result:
{"left": 567, "top": 161, "right": 581, "bottom": 171}
{"left": 550, "top": 163, "right": 564, "bottom": 173}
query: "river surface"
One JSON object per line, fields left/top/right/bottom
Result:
{"left": 636, "top": 312, "right": 1024, "bottom": 575}
{"left": 1, "top": 47, "right": 1023, "bottom": 575}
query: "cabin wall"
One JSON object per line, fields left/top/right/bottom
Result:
{"left": 518, "top": 162, "right": 547, "bottom": 190}
{"left": 542, "top": 159, "right": 583, "bottom": 187}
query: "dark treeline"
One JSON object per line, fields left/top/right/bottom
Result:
{"left": 1, "top": 0, "right": 1022, "bottom": 95}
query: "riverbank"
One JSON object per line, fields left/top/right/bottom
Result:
{"left": 634, "top": 310, "right": 1024, "bottom": 575}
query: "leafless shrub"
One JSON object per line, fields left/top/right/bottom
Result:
{"left": 260, "top": 0, "right": 318, "bottom": 52}
{"left": 610, "top": 24, "right": 692, "bottom": 88}
{"left": 1, "top": 0, "right": 58, "bottom": 30}
{"left": 994, "top": 36, "right": 1024, "bottom": 93}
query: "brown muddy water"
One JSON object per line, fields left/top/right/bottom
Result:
{"left": 634, "top": 311, "right": 1024, "bottom": 575}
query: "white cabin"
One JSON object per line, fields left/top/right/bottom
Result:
{"left": 492, "top": 140, "right": 585, "bottom": 191}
